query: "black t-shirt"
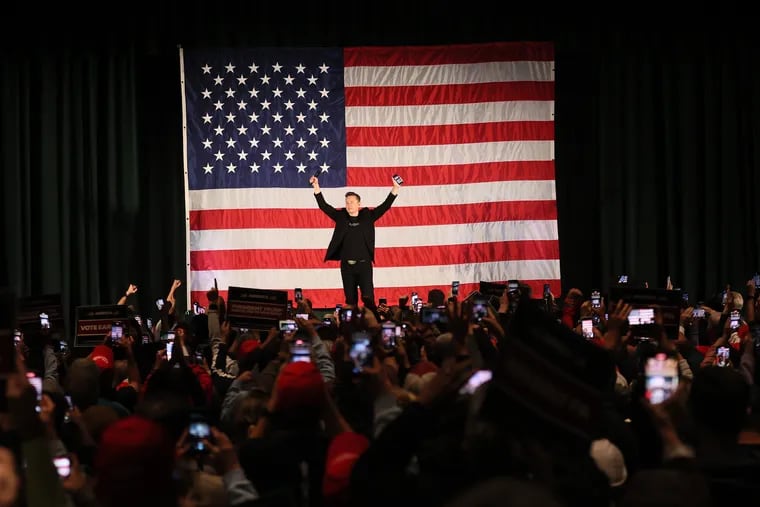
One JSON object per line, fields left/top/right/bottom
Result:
{"left": 340, "top": 214, "right": 371, "bottom": 261}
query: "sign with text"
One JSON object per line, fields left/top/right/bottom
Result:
{"left": 17, "top": 294, "right": 64, "bottom": 334}
{"left": 74, "top": 305, "right": 130, "bottom": 348}
{"left": 227, "top": 286, "right": 288, "bottom": 331}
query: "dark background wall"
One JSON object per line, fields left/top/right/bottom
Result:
{"left": 1, "top": 5, "right": 758, "bottom": 328}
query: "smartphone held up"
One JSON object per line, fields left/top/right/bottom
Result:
{"left": 645, "top": 353, "right": 679, "bottom": 405}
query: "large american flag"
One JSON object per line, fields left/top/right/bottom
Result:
{"left": 181, "top": 42, "right": 559, "bottom": 309}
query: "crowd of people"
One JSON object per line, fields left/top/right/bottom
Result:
{"left": 2, "top": 276, "right": 760, "bottom": 507}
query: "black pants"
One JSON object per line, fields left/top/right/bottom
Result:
{"left": 340, "top": 260, "right": 374, "bottom": 305}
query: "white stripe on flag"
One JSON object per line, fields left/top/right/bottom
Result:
{"left": 345, "top": 101, "right": 555, "bottom": 127}
{"left": 190, "top": 259, "right": 561, "bottom": 291}
{"left": 190, "top": 220, "right": 559, "bottom": 251}
{"left": 347, "top": 140, "right": 553, "bottom": 167}
{"left": 344, "top": 61, "right": 555, "bottom": 87}
{"left": 189, "top": 180, "right": 557, "bottom": 211}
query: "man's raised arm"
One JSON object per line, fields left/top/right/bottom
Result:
{"left": 310, "top": 175, "right": 340, "bottom": 220}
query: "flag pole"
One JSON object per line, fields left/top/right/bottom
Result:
{"left": 178, "top": 44, "right": 192, "bottom": 308}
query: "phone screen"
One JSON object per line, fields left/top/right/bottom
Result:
{"left": 717, "top": 346, "right": 730, "bottom": 367}
{"left": 381, "top": 324, "right": 397, "bottom": 350}
{"left": 279, "top": 320, "right": 297, "bottom": 332}
{"left": 188, "top": 421, "right": 210, "bottom": 453}
{"left": 53, "top": 455, "right": 71, "bottom": 478}
{"left": 618, "top": 275, "right": 628, "bottom": 284}
{"left": 692, "top": 307, "right": 705, "bottom": 319}
{"left": 754, "top": 273, "right": 760, "bottom": 289}
{"left": 290, "top": 340, "right": 311, "bottom": 362}
{"left": 295, "top": 313, "right": 309, "bottom": 320}
{"left": 452, "top": 281, "right": 460, "bottom": 297}
{"left": 471, "top": 300, "right": 488, "bottom": 321}
{"left": 39, "top": 312, "right": 50, "bottom": 329}
{"left": 392, "top": 174, "right": 404, "bottom": 185}
{"left": 421, "top": 307, "right": 448, "bottom": 324}
{"left": 28, "top": 375, "right": 42, "bottom": 413}
{"left": 543, "top": 283, "right": 551, "bottom": 298}
{"left": 350, "top": 332, "right": 372, "bottom": 374}
{"left": 166, "top": 341, "right": 174, "bottom": 361}
{"left": 156, "top": 298, "right": 165, "bottom": 310}
{"left": 628, "top": 308, "right": 655, "bottom": 326}
{"left": 294, "top": 288, "right": 303, "bottom": 301}
{"left": 645, "top": 354, "right": 679, "bottom": 404}
{"left": 591, "top": 290, "right": 601, "bottom": 308}
{"left": 111, "top": 325, "right": 123, "bottom": 340}
{"left": 581, "top": 318, "right": 594, "bottom": 339}
{"left": 730, "top": 310, "right": 741, "bottom": 330}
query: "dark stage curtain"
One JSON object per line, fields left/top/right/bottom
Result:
{"left": 1, "top": 8, "right": 758, "bottom": 336}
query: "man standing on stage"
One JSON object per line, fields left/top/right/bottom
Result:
{"left": 309, "top": 174, "right": 401, "bottom": 305}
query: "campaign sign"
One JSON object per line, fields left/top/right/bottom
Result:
{"left": 74, "top": 305, "right": 130, "bottom": 348}
{"left": 227, "top": 286, "right": 288, "bottom": 331}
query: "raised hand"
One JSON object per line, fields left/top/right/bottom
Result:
{"left": 125, "top": 284, "right": 138, "bottom": 296}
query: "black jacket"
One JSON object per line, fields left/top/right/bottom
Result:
{"left": 314, "top": 191, "right": 397, "bottom": 262}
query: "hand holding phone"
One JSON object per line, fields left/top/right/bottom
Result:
{"left": 392, "top": 174, "right": 404, "bottom": 186}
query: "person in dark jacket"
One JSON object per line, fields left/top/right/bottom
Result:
{"left": 309, "top": 174, "right": 401, "bottom": 305}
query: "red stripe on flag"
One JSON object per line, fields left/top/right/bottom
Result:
{"left": 191, "top": 241, "right": 559, "bottom": 271}
{"left": 189, "top": 200, "right": 558, "bottom": 231}
{"left": 345, "top": 82, "right": 554, "bottom": 107}
{"left": 345, "top": 121, "right": 554, "bottom": 146}
{"left": 344, "top": 42, "right": 555, "bottom": 67}
{"left": 190, "top": 279, "right": 562, "bottom": 312}
{"left": 190, "top": 240, "right": 560, "bottom": 271}
{"left": 346, "top": 161, "right": 555, "bottom": 186}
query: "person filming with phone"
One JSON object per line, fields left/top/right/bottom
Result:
{"left": 309, "top": 174, "right": 402, "bottom": 305}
